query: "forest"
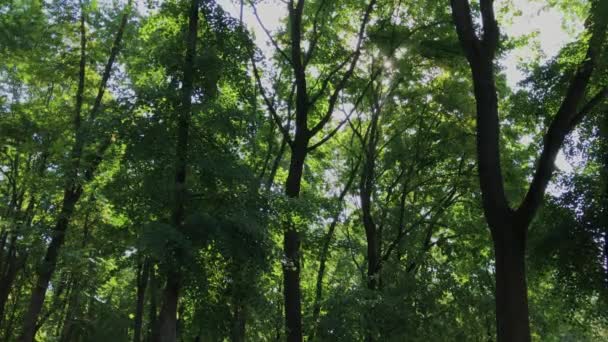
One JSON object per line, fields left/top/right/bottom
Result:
{"left": 0, "top": 0, "right": 607, "bottom": 341}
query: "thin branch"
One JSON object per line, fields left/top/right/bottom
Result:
{"left": 307, "top": 57, "right": 352, "bottom": 107}
{"left": 479, "top": 0, "right": 499, "bottom": 55}
{"left": 517, "top": 5, "right": 608, "bottom": 225}
{"left": 250, "top": 1, "right": 293, "bottom": 66}
{"left": 308, "top": 0, "right": 377, "bottom": 138}
{"left": 307, "top": 71, "right": 378, "bottom": 152}
{"left": 89, "top": 0, "right": 132, "bottom": 121}
{"left": 251, "top": 55, "right": 294, "bottom": 146}
{"left": 304, "top": 0, "right": 327, "bottom": 67}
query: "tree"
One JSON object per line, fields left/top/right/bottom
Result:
{"left": 18, "top": 1, "right": 133, "bottom": 340}
{"left": 251, "top": 0, "right": 376, "bottom": 339}
{"left": 450, "top": 0, "right": 608, "bottom": 340}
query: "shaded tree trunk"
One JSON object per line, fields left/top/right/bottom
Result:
{"left": 3, "top": 273, "right": 24, "bottom": 341}
{"left": 157, "top": 273, "right": 180, "bottom": 342}
{"left": 147, "top": 265, "right": 159, "bottom": 342}
{"left": 230, "top": 296, "right": 246, "bottom": 342}
{"left": 249, "top": 1, "right": 376, "bottom": 340}
{"left": 0, "top": 235, "right": 21, "bottom": 326}
{"left": 283, "top": 139, "right": 307, "bottom": 342}
{"left": 60, "top": 280, "right": 82, "bottom": 342}
{"left": 490, "top": 220, "right": 530, "bottom": 342}
{"left": 134, "top": 258, "right": 150, "bottom": 342}
{"left": 20, "top": 189, "right": 82, "bottom": 342}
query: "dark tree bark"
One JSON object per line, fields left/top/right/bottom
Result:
{"left": 155, "top": 0, "right": 199, "bottom": 340}
{"left": 20, "top": 189, "right": 82, "bottom": 342}
{"left": 0, "top": 235, "right": 21, "bottom": 325}
{"left": 360, "top": 106, "right": 381, "bottom": 293}
{"left": 3, "top": 271, "right": 24, "bottom": 341}
{"left": 449, "top": 1, "right": 608, "bottom": 341}
{"left": 147, "top": 264, "right": 159, "bottom": 342}
{"left": 230, "top": 296, "right": 246, "bottom": 342}
{"left": 134, "top": 258, "right": 151, "bottom": 342}
{"left": 601, "top": 112, "right": 608, "bottom": 287}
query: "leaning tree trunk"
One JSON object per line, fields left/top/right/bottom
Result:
{"left": 19, "top": 189, "right": 81, "bottom": 342}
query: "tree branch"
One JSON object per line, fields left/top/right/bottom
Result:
{"left": 251, "top": 55, "right": 294, "bottom": 146}
{"left": 479, "top": 0, "right": 498, "bottom": 56}
{"left": 516, "top": 4, "right": 608, "bottom": 225}
{"left": 89, "top": 0, "right": 132, "bottom": 121}
{"left": 307, "top": 70, "right": 377, "bottom": 152}
{"left": 250, "top": 1, "right": 293, "bottom": 66}
{"left": 450, "top": 0, "right": 480, "bottom": 61}
{"left": 451, "top": 0, "right": 509, "bottom": 226}
{"left": 308, "top": 0, "right": 377, "bottom": 138}
{"left": 303, "top": 0, "right": 327, "bottom": 67}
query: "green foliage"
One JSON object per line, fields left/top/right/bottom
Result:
{"left": 0, "top": 0, "right": 605, "bottom": 341}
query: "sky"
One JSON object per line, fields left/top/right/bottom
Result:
{"left": 216, "top": 0, "right": 583, "bottom": 174}
{"left": 216, "top": 0, "right": 582, "bottom": 88}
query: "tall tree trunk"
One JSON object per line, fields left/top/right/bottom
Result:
{"left": 147, "top": 265, "right": 159, "bottom": 342}
{"left": 157, "top": 272, "right": 180, "bottom": 342}
{"left": 230, "top": 296, "right": 246, "bottom": 342}
{"left": 0, "top": 235, "right": 19, "bottom": 326}
{"left": 134, "top": 258, "right": 150, "bottom": 342}
{"left": 3, "top": 273, "right": 23, "bottom": 341}
{"left": 491, "top": 222, "right": 530, "bottom": 342}
{"left": 60, "top": 279, "right": 82, "bottom": 342}
{"left": 18, "top": 1, "right": 130, "bottom": 338}
{"left": 283, "top": 139, "right": 307, "bottom": 342}
{"left": 450, "top": 1, "right": 608, "bottom": 341}
{"left": 492, "top": 226, "right": 530, "bottom": 342}
{"left": 248, "top": 1, "right": 375, "bottom": 339}
{"left": 155, "top": 0, "right": 199, "bottom": 339}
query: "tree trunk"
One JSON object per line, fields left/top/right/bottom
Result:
{"left": 490, "top": 222, "right": 530, "bottom": 342}
{"left": 3, "top": 274, "right": 23, "bottom": 341}
{"left": 155, "top": 0, "right": 199, "bottom": 339}
{"left": 309, "top": 158, "right": 356, "bottom": 340}
{"left": 147, "top": 265, "right": 159, "bottom": 342}
{"left": 0, "top": 236, "right": 19, "bottom": 326}
{"left": 19, "top": 189, "right": 81, "bottom": 342}
{"left": 309, "top": 220, "right": 337, "bottom": 341}
{"left": 283, "top": 140, "right": 306, "bottom": 342}
{"left": 134, "top": 258, "right": 150, "bottom": 342}
{"left": 60, "top": 280, "right": 81, "bottom": 342}
{"left": 156, "top": 273, "right": 180, "bottom": 342}
{"left": 230, "top": 296, "right": 246, "bottom": 342}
